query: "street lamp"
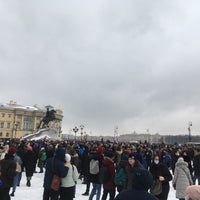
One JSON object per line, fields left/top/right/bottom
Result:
{"left": 14, "top": 122, "right": 18, "bottom": 138}
{"left": 73, "top": 126, "right": 79, "bottom": 141}
{"left": 80, "top": 125, "right": 84, "bottom": 141}
{"left": 114, "top": 125, "right": 118, "bottom": 143}
{"left": 188, "top": 121, "right": 192, "bottom": 142}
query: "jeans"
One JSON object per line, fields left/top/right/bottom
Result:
{"left": 89, "top": 183, "right": 102, "bottom": 200}
{"left": 11, "top": 172, "right": 20, "bottom": 193}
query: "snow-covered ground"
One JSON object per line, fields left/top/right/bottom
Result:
{"left": 12, "top": 168, "right": 177, "bottom": 200}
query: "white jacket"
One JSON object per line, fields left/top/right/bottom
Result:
{"left": 61, "top": 164, "right": 79, "bottom": 188}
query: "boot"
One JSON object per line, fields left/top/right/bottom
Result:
{"left": 26, "top": 180, "right": 31, "bottom": 187}
{"left": 82, "top": 192, "right": 89, "bottom": 196}
{"left": 10, "top": 192, "right": 15, "bottom": 197}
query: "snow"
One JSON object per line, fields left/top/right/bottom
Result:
{"left": 13, "top": 168, "right": 177, "bottom": 200}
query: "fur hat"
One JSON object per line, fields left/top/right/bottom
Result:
{"left": 132, "top": 168, "right": 153, "bottom": 190}
{"left": 8, "top": 147, "right": 16, "bottom": 155}
{"left": 65, "top": 153, "right": 71, "bottom": 163}
{"left": 186, "top": 185, "right": 200, "bottom": 200}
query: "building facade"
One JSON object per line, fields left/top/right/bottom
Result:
{"left": 0, "top": 101, "right": 63, "bottom": 139}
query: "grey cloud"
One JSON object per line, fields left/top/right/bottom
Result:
{"left": 1, "top": 1, "right": 200, "bottom": 135}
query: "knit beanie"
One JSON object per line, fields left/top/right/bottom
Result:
{"left": 8, "top": 147, "right": 16, "bottom": 155}
{"left": 65, "top": 153, "right": 71, "bottom": 163}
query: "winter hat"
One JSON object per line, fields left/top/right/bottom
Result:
{"left": 132, "top": 168, "right": 153, "bottom": 191}
{"left": 177, "top": 157, "right": 184, "bottom": 163}
{"left": 128, "top": 153, "right": 135, "bottom": 159}
{"left": 104, "top": 151, "right": 114, "bottom": 158}
{"left": 65, "top": 153, "right": 71, "bottom": 163}
{"left": 186, "top": 185, "right": 200, "bottom": 200}
{"left": 27, "top": 145, "right": 32, "bottom": 151}
{"left": 8, "top": 147, "right": 16, "bottom": 155}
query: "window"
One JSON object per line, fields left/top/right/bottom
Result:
{"left": 0, "top": 122, "right": 4, "bottom": 128}
{"left": 1, "top": 113, "right": 5, "bottom": 117}
{"left": 6, "top": 132, "right": 9, "bottom": 137}
{"left": 8, "top": 114, "right": 12, "bottom": 118}
{"left": 0, "top": 132, "right": 2, "bottom": 137}
{"left": 7, "top": 122, "right": 11, "bottom": 128}
{"left": 23, "top": 115, "right": 32, "bottom": 130}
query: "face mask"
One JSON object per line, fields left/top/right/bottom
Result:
{"left": 185, "top": 197, "right": 189, "bottom": 200}
{"left": 154, "top": 160, "right": 159, "bottom": 165}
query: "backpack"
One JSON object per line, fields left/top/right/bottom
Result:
{"left": 89, "top": 159, "right": 99, "bottom": 175}
{"left": 114, "top": 167, "right": 126, "bottom": 186}
{"left": 41, "top": 152, "right": 47, "bottom": 161}
{"left": 99, "top": 165, "right": 110, "bottom": 184}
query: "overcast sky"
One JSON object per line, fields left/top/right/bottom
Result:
{"left": 1, "top": 0, "right": 200, "bottom": 136}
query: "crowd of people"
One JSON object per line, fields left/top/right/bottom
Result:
{"left": 0, "top": 138, "right": 200, "bottom": 200}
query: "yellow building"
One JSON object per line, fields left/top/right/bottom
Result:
{"left": 0, "top": 101, "right": 63, "bottom": 139}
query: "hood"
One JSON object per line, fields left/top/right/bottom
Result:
{"left": 55, "top": 148, "right": 65, "bottom": 162}
{"left": 132, "top": 168, "right": 153, "bottom": 191}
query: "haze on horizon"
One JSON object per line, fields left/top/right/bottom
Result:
{"left": 1, "top": 1, "right": 200, "bottom": 136}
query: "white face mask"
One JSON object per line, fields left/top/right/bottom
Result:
{"left": 154, "top": 160, "right": 159, "bottom": 165}
{"left": 185, "top": 196, "right": 189, "bottom": 200}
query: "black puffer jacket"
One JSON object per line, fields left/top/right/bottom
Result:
{"left": 0, "top": 154, "right": 16, "bottom": 188}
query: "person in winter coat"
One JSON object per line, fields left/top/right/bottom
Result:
{"left": 38, "top": 147, "right": 47, "bottom": 173}
{"left": 193, "top": 148, "right": 200, "bottom": 185}
{"left": 0, "top": 147, "right": 17, "bottom": 200}
{"left": 182, "top": 151, "right": 193, "bottom": 177}
{"left": 43, "top": 147, "right": 69, "bottom": 200}
{"left": 23, "top": 145, "right": 36, "bottom": 187}
{"left": 10, "top": 151, "right": 23, "bottom": 197}
{"left": 185, "top": 185, "right": 200, "bottom": 200}
{"left": 88, "top": 148, "right": 104, "bottom": 200}
{"left": 60, "top": 154, "right": 79, "bottom": 200}
{"left": 114, "top": 168, "right": 158, "bottom": 200}
{"left": 114, "top": 160, "right": 127, "bottom": 193}
{"left": 125, "top": 153, "right": 144, "bottom": 190}
{"left": 101, "top": 151, "right": 116, "bottom": 200}
{"left": 149, "top": 155, "right": 172, "bottom": 200}
{"left": 172, "top": 157, "right": 193, "bottom": 200}
{"left": 171, "top": 149, "right": 180, "bottom": 175}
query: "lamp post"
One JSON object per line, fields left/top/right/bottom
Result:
{"left": 188, "top": 121, "right": 192, "bottom": 142}
{"left": 14, "top": 123, "right": 18, "bottom": 138}
{"left": 73, "top": 126, "right": 79, "bottom": 142}
{"left": 80, "top": 125, "right": 84, "bottom": 141}
{"left": 114, "top": 125, "right": 118, "bottom": 143}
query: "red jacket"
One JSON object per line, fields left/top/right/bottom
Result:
{"left": 102, "top": 157, "right": 115, "bottom": 190}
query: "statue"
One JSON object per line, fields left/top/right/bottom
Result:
{"left": 37, "top": 107, "right": 57, "bottom": 130}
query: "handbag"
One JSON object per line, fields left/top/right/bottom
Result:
{"left": 150, "top": 179, "right": 162, "bottom": 195}
{"left": 50, "top": 158, "right": 61, "bottom": 191}
{"left": 51, "top": 174, "right": 61, "bottom": 191}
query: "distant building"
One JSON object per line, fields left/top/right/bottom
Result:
{"left": 0, "top": 100, "right": 63, "bottom": 139}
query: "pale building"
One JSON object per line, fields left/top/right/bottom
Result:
{"left": 0, "top": 101, "right": 63, "bottom": 139}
